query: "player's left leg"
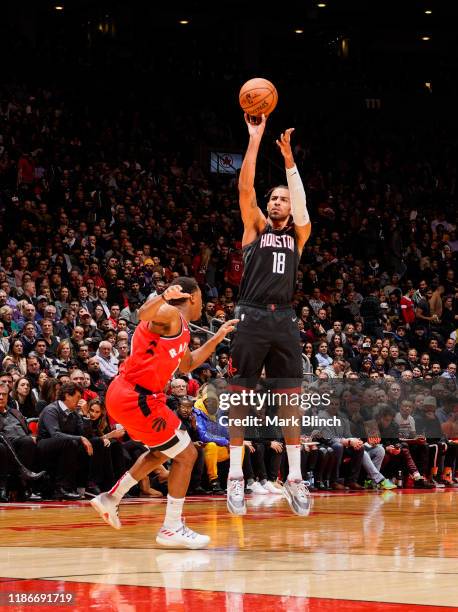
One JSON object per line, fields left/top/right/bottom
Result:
{"left": 156, "top": 440, "right": 211, "bottom": 549}
{"left": 265, "top": 310, "right": 312, "bottom": 516}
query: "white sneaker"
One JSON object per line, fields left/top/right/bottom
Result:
{"left": 156, "top": 522, "right": 210, "bottom": 549}
{"left": 283, "top": 480, "right": 313, "bottom": 516}
{"left": 249, "top": 481, "right": 268, "bottom": 495}
{"left": 227, "top": 477, "right": 247, "bottom": 515}
{"left": 90, "top": 493, "right": 121, "bottom": 530}
{"left": 263, "top": 480, "right": 284, "bottom": 494}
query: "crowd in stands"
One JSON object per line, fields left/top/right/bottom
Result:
{"left": 0, "top": 86, "right": 457, "bottom": 502}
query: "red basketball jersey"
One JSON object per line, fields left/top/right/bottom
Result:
{"left": 120, "top": 315, "right": 190, "bottom": 392}
{"left": 226, "top": 252, "right": 244, "bottom": 286}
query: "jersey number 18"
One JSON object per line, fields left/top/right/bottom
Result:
{"left": 272, "top": 251, "right": 286, "bottom": 274}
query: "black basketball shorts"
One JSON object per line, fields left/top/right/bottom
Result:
{"left": 230, "top": 304, "right": 302, "bottom": 385}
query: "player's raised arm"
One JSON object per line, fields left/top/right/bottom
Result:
{"left": 238, "top": 113, "right": 267, "bottom": 244}
{"left": 276, "top": 127, "right": 312, "bottom": 254}
{"left": 179, "top": 319, "right": 239, "bottom": 374}
{"left": 138, "top": 284, "right": 186, "bottom": 331}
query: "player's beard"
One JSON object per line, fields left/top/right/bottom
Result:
{"left": 268, "top": 210, "right": 290, "bottom": 222}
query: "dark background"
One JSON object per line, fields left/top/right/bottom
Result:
{"left": 2, "top": 1, "right": 458, "bottom": 176}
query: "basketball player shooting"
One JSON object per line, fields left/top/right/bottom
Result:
{"left": 91, "top": 278, "right": 237, "bottom": 549}
{"left": 227, "top": 113, "right": 312, "bottom": 516}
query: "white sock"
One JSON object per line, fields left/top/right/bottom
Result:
{"left": 286, "top": 445, "right": 302, "bottom": 481}
{"left": 108, "top": 471, "right": 137, "bottom": 502}
{"left": 228, "top": 445, "right": 244, "bottom": 479}
{"left": 164, "top": 494, "right": 185, "bottom": 530}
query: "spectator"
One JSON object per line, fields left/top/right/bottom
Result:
{"left": 35, "top": 378, "right": 61, "bottom": 415}
{"left": 0, "top": 381, "right": 43, "bottom": 502}
{"left": 167, "top": 378, "right": 194, "bottom": 412}
{"left": 37, "top": 382, "right": 92, "bottom": 500}
{"left": 96, "top": 341, "right": 119, "bottom": 380}
{"left": 5, "top": 339, "right": 27, "bottom": 375}
{"left": 176, "top": 398, "right": 206, "bottom": 495}
{"left": 11, "top": 376, "right": 37, "bottom": 419}
{"left": 194, "top": 391, "right": 230, "bottom": 494}
{"left": 319, "top": 397, "right": 365, "bottom": 490}
{"left": 53, "top": 340, "right": 74, "bottom": 377}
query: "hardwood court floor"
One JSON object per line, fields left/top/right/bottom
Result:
{"left": 0, "top": 490, "right": 457, "bottom": 611}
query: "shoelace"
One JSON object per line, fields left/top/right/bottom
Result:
{"left": 292, "top": 481, "right": 309, "bottom": 501}
{"left": 230, "top": 479, "right": 244, "bottom": 497}
{"left": 176, "top": 520, "right": 197, "bottom": 540}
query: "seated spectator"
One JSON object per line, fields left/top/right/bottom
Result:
{"left": 176, "top": 398, "right": 206, "bottom": 495}
{"left": 38, "top": 318, "right": 60, "bottom": 358}
{"left": 167, "top": 378, "right": 194, "bottom": 412}
{"left": 33, "top": 339, "right": 56, "bottom": 376}
{"left": 96, "top": 341, "right": 119, "bottom": 380}
{"left": 192, "top": 362, "right": 216, "bottom": 387}
{"left": 37, "top": 382, "right": 92, "bottom": 500}
{"left": 11, "top": 377, "right": 37, "bottom": 419}
{"left": 394, "top": 400, "right": 417, "bottom": 438}
{"left": 414, "top": 396, "right": 458, "bottom": 487}
{"left": 194, "top": 391, "right": 230, "bottom": 494}
{"left": 120, "top": 296, "right": 140, "bottom": 326}
{"left": 315, "top": 341, "right": 333, "bottom": 369}
{"left": 319, "top": 397, "right": 365, "bottom": 490}
{"left": 0, "top": 305, "right": 20, "bottom": 337}
{"left": 26, "top": 353, "right": 42, "bottom": 391}
{"left": 116, "top": 340, "right": 129, "bottom": 364}
{"left": 86, "top": 399, "right": 128, "bottom": 482}
{"left": 54, "top": 308, "right": 77, "bottom": 340}
{"left": 19, "top": 322, "right": 37, "bottom": 356}
{"left": 0, "top": 381, "right": 43, "bottom": 502}
{"left": 53, "top": 340, "right": 74, "bottom": 376}
{"left": 32, "top": 371, "right": 49, "bottom": 404}
{"left": 35, "top": 378, "right": 61, "bottom": 415}
{"left": 5, "top": 339, "right": 27, "bottom": 375}
{"left": 377, "top": 405, "right": 434, "bottom": 488}
{"left": 215, "top": 352, "right": 229, "bottom": 378}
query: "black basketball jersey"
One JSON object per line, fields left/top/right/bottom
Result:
{"left": 238, "top": 224, "right": 299, "bottom": 306}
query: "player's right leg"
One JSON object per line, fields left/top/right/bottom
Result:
{"left": 265, "top": 310, "right": 312, "bottom": 517}
{"left": 91, "top": 448, "right": 165, "bottom": 529}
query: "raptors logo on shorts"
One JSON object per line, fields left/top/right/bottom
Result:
{"left": 106, "top": 316, "right": 190, "bottom": 449}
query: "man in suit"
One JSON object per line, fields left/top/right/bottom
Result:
{"left": 37, "top": 382, "right": 93, "bottom": 500}
{"left": 0, "top": 381, "right": 42, "bottom": 501}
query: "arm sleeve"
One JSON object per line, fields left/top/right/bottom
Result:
{"left": 286, "top": 165, "right": 310, "bottom": 227}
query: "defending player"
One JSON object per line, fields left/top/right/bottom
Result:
{"left": 227, "top": 113, "right": 312, "bottom": 516}
{"left": 91, "top": 277, "right": 237, "bottom": 549}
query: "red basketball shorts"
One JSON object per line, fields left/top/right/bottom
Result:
{"left": 106, "top": 376, "right": 190, "bottom": 457}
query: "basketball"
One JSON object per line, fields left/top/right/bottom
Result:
{"left": 239, "top": 78, "right": 278, "bottom": 118}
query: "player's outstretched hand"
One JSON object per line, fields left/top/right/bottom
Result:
{"left": 162, "top": 285, "right": 191, "bottom": 302}
{"left": 214, "top": 318, "right": 239, "bottom": 340}
{"left": 276, "top": 127, "right": 295, "bottom": 161}
{"left": 245, "top": 112, "right": 267, "bottom": 138}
